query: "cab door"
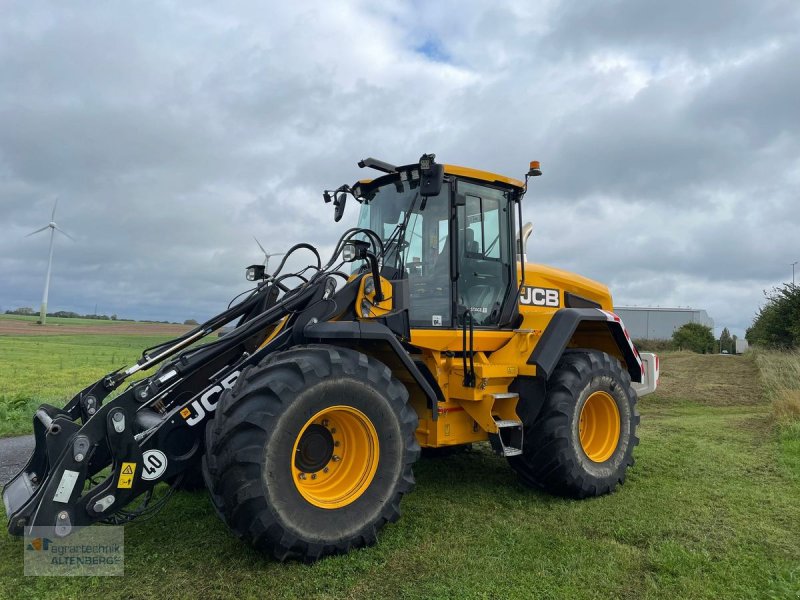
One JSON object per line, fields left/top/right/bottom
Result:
{"left": 454, "top": 180, "right": 516, "bottom": 327}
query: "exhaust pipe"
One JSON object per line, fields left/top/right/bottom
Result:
{"left": 517, "top": 222, "right": 533, "bottom": 258}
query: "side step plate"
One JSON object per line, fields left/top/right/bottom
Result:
{"left": 488, "top": 419, "right": 523, "bottom": 457}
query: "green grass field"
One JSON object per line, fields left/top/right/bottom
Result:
{"left": 0, "top": 334, "right": 174, "bottom": 436}
{"left": 1, "top": 332, "right": 798, "bottom": 599}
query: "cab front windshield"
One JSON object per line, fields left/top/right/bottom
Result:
{"left": 356, "top": 178, "right": 451, "bottom": 328}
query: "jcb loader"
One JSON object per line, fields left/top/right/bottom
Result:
{"left": 4, "top": 154, "right": 658, "bottom": 561}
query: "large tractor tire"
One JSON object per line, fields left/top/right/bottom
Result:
{"left": 509, "top": 350, "right": 639, "bottom": 498}
{"left": 202, "top": 345, "right": 419, "bottom": 562}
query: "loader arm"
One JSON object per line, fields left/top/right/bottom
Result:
{"left": 3, "top": 233, "right": 396, "bottom": 537}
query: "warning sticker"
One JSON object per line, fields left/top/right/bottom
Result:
{"left": 117, "top": 462, "right": 136, "bottom": 488}
{"left": 180, "top": 407, "right": 191, "bottom": 419}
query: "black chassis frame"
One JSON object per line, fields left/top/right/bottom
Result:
{"left": 3, "top": 271, "right": 438, "bottom": 537}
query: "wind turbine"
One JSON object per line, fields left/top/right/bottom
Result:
{"left": 26, "top": 199, "right": 75, "bottom": 325}
{"left": 253, "top": 236, "right": 285, "bottom": 275}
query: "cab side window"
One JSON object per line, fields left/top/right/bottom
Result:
{"left": 456, "top": 182, "right": 512, "bottom": 326}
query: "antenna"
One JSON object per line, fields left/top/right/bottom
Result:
{"left": 25, "top": 199, "right": 75, "bottom": 325}
{"left": 253, "top": 236, "right": 286, "bottom": 274}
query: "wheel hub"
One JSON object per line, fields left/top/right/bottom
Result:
{"left": 295, "top": 424, "right": 334, "bottom": 473}
{"left": 291, "top": 405, "right": 379, "bottom": 509}
{"left": 578, "top": 390, "right": 621, "bottom": 463}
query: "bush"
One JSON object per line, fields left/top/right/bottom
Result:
{"left": 746, "top": 285, "right": 800, "bottom": 349}
{"left": 672, "top": 322, "right": 715, "bottom": 354}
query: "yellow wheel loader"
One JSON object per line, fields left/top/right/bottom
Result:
{"left": 4, "top": 154, "right": 659, "bottom": 561}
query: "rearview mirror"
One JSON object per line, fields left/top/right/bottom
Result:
{"left": 334, "top": 191, "right": 347, "bottom": 222}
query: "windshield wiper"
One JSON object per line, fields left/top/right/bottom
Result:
{"left": 381, "top": 192, "right": 420, "bottom": 271}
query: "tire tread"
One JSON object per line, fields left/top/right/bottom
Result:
{"left": 202, "top": 344, "right": 419, "bottom": 561}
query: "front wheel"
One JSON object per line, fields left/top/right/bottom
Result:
{"left": 203, "top": 345, "right": 419, "bottom": 561}
{"left": 509, "top": 350, "right": 639, "bottom": 498}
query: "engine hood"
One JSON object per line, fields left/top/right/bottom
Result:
{"left": 519, "top": 263, "right": 613, "bottom": 311}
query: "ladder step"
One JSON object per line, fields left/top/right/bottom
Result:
{"left": 488, "top": 418, "right": 524, "bottom": 457}
{"left": 492, "top": 393, "right": 519, "bottom": 400}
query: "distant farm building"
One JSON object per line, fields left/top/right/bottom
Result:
{"left": 614, "top": 307, "right": 714, "bottom": 340}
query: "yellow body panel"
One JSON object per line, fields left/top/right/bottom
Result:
{"left": 410, "top": 329, "right": 513, "bottom": 352}
{"left": 519, "top": 263, "right": 613, "bottom": 310}
{"left": 402, "top": 261, "right": 616, "bottom": 448}
{"left": 356, "top": 275, "right": 394, "bottom": 319}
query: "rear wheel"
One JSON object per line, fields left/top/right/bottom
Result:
{"left": 509, "top": 350, "right": 639, "bottom": 498}
{"left": 203, "top": 345, "right": 419, "bottom": 561}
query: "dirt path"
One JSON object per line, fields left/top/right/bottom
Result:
{"left": 653, "top": 352, "right": 764, "bottom": 406}
{"left": 0, "top": 436, "right": 34, "bottom": 486}
{"left": 0, "top": 320, "right": 192, "bottom": 337}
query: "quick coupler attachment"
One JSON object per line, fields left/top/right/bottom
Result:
{"left": 4, "top": 404, "right": 80, "bottom": 535}
{"left": 3, "top": 402, "right": 144, "bottom": 537}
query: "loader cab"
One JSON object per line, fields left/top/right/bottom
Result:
{"left": 354, "top": 164, "right": 524, "bottom": 329}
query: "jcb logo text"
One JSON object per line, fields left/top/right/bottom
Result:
{"left": 520, "top": 287, "right": 560, "bottom": 307}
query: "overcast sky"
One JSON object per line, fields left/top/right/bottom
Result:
{"left": 1, "top": 1, "right": 798, "bottom": 336}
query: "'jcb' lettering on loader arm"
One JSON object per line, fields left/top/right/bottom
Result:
{"left": 182, "top": 370, "right": 240, "bottom": 426}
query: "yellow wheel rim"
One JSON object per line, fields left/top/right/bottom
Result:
{"left": 291, "top": 405, "right": 379, "bottom": 509}
{"left": 578, "top": 391, "right": 621, "bottom": 463}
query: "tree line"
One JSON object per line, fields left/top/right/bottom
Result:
{"left": 4, "top": 307, "right": 197, "bottom": 326}
{"left": 635, "top": 323, "right": 737, "bottom": 354}
{"left": 638, "top": 283, "right": 800, "bottom": 353}
{"left": 5, "top": 307, "right": 124, "bottom": 320}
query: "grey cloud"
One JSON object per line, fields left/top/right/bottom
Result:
{"left": 1, "top": 0, "right": 797, "bottom": 337}
{"left": 545, "top": 0, "right": 799, "bottom": 61}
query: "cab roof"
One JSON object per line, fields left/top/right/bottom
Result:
{"left": 356, "top": 163, "right": 525, "bottom": 190}
{"left": 442, "top": 164, "right": 524, "bottom": 189}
